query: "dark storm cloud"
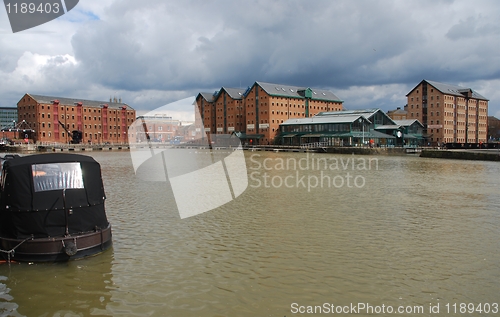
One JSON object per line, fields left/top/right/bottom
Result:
{"left": 1, "top": 0, "right": 499, "bottom": 115}
{"left": 71, "top": 0, "right": 427, "bottom": 91}
{"left": 69, "top": 0, "right": 500, "bottom": 95}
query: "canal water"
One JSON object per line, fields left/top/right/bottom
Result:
{"left": 1, "top": 150, "right": 499, "bottom": 316}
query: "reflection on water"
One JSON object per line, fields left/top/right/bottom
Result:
{"left": 1, "top": 151, "right": 500, "bottom": 316}
{"left": 0, "top": 251, "right": 113, "bottom": 316}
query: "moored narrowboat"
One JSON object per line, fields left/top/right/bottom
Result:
{"left": 0, "top": 153, "right": 112, "bottom": 262}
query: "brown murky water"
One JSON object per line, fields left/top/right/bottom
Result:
{"left": 1, "top": 150, "right": 499, "bottom": 316}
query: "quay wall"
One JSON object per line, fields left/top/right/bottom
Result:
{"left": 0, "top": 144, "right": 130, "bottom": 152}
{"left": 420, "top": 150, "right": 500, "bottom": 161}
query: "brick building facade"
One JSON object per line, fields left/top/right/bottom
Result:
{"left": 17, "top": 94, "right": 136, "bottom": 144}
{"left": 488, "top": 116, "right": 500, "bottom": 141}
{"left": 128, "top": 115, "right": 184, "bottom": 143}
{"left": 405, "top": 80, "right": 488, "bottom": 145}
{"left": 196, "top": 81, "right": 344, "bottom": 145}
{"left": 387, "top": 107, "right": 408, "bottom": 120}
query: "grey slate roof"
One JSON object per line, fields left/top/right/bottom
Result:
{"left": 220, "top": 87, "right": 246, "bottom": 100}
{"left": 255, "top": 81, "right": 343, "bottom": 102}
{"left": 393, "top": 119, "right": 424, "bottom": 127}
{"left": 317, "top": 108, "right": 380, "bottom": 118}
{"left": 198, "top": 92, "right": 215, "bottom": 102}
{"left": 316, "top": 108, "right": 397, "bottom": 126}
{"left": 26, "top": 94, "right": 134, "bottom": 110}
{"left": 407, "top": 80, "right": 488, "bottom": 100}
{"left": 388, "top": 108, "right": 407, "bottom": 114}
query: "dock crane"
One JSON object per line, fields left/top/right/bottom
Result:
{"left": 58, "top": 121, "right": 83, "bottom": 144}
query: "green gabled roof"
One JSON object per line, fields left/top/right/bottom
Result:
{"left": 316, "top": 108, "right": 397, "bottom": 125}
{"left": 281, "top": 114, "right": 371, "bottom": 126}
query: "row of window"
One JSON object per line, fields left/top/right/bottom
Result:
{"left": 37, "top": 121, "right": 125, "bottom": 130}
{"left": 209, "top": 102, "right": 340, "bottom": 110}
{"left": 39, "top": 131, "right": 123, "bottom": 139}
{"left": 410, "top": 95, "right": 440, "bottom": 102}
{"left": 281, "top": 123, "right": 352, "bottom": 133}
{"left": 21, "top": 113, "right": 134, "bottom": 123}
{"left": 22, "top": 104, "right": 133, "bottom": 115}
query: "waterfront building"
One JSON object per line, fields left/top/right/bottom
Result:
{"left": 243, "top": 82, "right": 343, "bottom": 145}
{"left": 128, "top": 114, "right": 183, "bottom": 143}
{"left": 277, "top": 114, "right": 381, "bottom": 146}
{"left": 488, "top": 116, "right": 500, "bottom": 141}
{"left": 214, "top": 87, "right": 246, "bottom": 135}
{"left": 196, "top": 81, "right": 344, "bottom": 145}
{"left": 374, "top": 119, "right": 425, "bottom": 147}
{"left": 276, "top": 108, "right": 425, "bottom": 147}
{"left": 0, "top": 107, "right": 18, "bottom": 129}
{"left": 17, "top": 94, "right": 136, "bottom": 144}
{"left": 196, "top": 92, "right": 216, "bottom": 138}
{"left": 405, "top": 80, "right": 488, "bottom": 145}
{"left": 178, "top": 122, "right": 198, "bottom": 142}
{"left": 0, "top": 107, "right": 18, "bottom": 140}
{"left": 387, "top": 107, "right": 408, "bottom": 120}
{"left": 195, "top": 88, "right": 246, "bottom": 137}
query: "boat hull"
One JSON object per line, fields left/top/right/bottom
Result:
{"left": 0, "top": 224, "right": 112, "bottom": 262}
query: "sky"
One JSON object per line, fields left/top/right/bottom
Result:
{"left": 1, "top": 0, "right": 500, "bottom": 121}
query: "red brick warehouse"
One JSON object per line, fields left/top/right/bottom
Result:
{"left": 196, "top": 81, "right": 344, "bottom": 145}
{"left": 17, "top": 94, "right": 136, "bottom": 144}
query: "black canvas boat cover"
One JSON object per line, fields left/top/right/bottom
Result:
{"left": 0, "top": 154, "right": 109, "bottom": 239}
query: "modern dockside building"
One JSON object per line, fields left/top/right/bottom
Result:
{"left": 196, "top": 81, "right": 344, "bottom": 145}
{"left": 17, "top": 94, "right": 136, "bottom": 144}
{"left": 405, "top": 80, "right": 489, "bottom": 145}
{"left": 0, "top": 107, "right": 18, "bottom": 140}
{"left": 276, "top": 108, "right": 424, "bottom": 147}
{"left": 0, "top": 107, "right": 18, "bottom": 130}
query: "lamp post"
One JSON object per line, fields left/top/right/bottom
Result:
{"left": 358, "top": 118, "right": 365, "bottom": 146}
